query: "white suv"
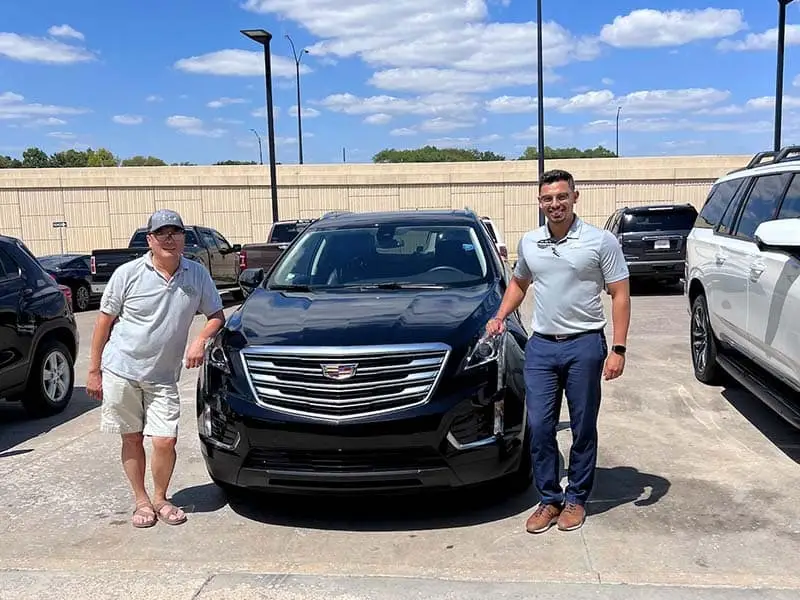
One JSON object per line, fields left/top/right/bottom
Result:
{"left": 685, "top": 147, "right": 800, "bottom": 428}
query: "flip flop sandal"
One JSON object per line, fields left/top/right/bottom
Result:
{"left": 132, "top": 503, "right": 157, "bottom": 529}
{"left": 153, "top": 501, "right": 187, "bottom": 526}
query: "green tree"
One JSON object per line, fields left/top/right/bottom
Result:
{"left": 50, "top": 149, "right": 89, "bottom": 168}
{"left": 87, "top": 147, "right": 119, "bottom": 167}
{"left": 214, "top": 160, "right": 257, "bottom": 165}
{"left": 21, "top": 147, "right": 51, "bottom": 168}
{"left": 518, "top": 145, "right": 617, "bottom": 160}
{"left": 373, "top": 145, "right": 506, "bottom": 163}
{"left": 121, "top": 155, "right": 167, "bottom": 166}
{"left": 0, "top": 155, "right": 23, "bottom": 168}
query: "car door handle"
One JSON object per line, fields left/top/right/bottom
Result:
{"left": 715, "top": 251, "right": 727, "bottom": 265}
{"left": 749, "top": 261, "right": 766, "bottom": 281}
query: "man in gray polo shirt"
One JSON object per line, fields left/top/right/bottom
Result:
{"left": 486, "top": 169, "right": 630, "bottom": 533}
{"left": 86, "top": 209, "right": 225, "bottom": 528}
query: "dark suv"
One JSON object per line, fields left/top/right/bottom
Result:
{"left": 197, "top": 209, "right": 532, "bottom": 495}
{"left": 603, "top": 203, "right": 698, "bottom": 286}
{"left": 0, "top": 235, "right": 79, "bottom": 417}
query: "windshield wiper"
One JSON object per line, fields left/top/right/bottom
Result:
{"left": 347, "top": 282, "right": 446, "bottom": 290}
{"left": 269, "top": 284, "right": 314, "bottom": 291}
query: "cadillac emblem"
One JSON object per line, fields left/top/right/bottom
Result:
{"left": 321, "top": 363, "right": 358, "bottom": 380}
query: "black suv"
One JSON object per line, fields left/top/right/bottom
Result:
{"left": 197, "top": 209, "right": 532, "bottom": 495}
{"left": 0, "top": 235, "right": 79, "bottom": 417}
{"left": 603, "top": 203, "right": 698, "bottom": 286}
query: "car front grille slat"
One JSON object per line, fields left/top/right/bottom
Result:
{"left": 240, "top": 344, "right": 450, "bottom": 420}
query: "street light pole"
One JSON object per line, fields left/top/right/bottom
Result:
{"left": 250, "top": 128, "right": 263, "bottom": 164}
{"left": 536, "top": 0, "right": 546, "bottom": 227}
{"left": 616, "top": 106, "right": 622, "bottom": 156}
{"left": 775, "top": 0, "right": 795, "bottom": 152}
{"left": 286, "top": 35, "right": 309, "bottom": 165}
{"left": 241, "top": 28, "right": 280, "bottom": 223}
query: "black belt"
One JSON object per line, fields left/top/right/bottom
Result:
{"left": 533, "top": 329, "right": 603, "bottom": 342}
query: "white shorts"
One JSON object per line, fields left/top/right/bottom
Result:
{"left": 100, "top": 370, "right": 181, "bottom": 438}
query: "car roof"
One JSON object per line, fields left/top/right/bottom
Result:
{"left": 311, "top": 209, "right": 481, "bottom": 230}
{"left": 621, "top": 203, "right": 697, "bottom": 214}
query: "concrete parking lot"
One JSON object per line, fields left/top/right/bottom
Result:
{"left": 1, "top": 285, "right": 799, "bottom": 599}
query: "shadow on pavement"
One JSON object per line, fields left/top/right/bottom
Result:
{"left": 629, "top": 280, "right": 684, "bottom": 297}
{"left": 0, "top": 387, "right": 96, "bottom": 454}
{"left": 587, "top": 466, "right": 671, "bottom": 516}
{"left": 721, "top": 386, "right": 800, "bottom": 464}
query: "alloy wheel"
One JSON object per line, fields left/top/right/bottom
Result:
{"left": 691, "top": 302, "right": 708, "bottom": 373}
{"left": 75, "top": 285, "right": 90, "bottom": 311}
{"left": 42, "top": 350, "right": 71, "bottom": 403}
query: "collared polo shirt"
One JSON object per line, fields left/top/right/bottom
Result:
{"left": 99, "top": 252, "right": 223, "bottom": 384}
{"left": 513, "top": 216, "right": 628, "bottom": 336}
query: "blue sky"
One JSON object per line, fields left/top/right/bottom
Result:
{"left": 2, "top": 0, "right": 800, "bottom": 164}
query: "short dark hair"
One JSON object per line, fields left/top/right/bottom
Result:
{"left": 539, "top": 169, "right": 575, "bottom": 192}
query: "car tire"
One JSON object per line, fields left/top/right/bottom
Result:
{"left": 73, "top": 283, "right": 91, "bottom": 312}
{"left": 22, "top": 339, "right": 75, "bottom": 418}
{"left": 690, "top": 293, "right": 722, "bottom": 385}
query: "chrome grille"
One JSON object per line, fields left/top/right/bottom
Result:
{"left": 240, "top": 343, "right": 450, "bottom": 420}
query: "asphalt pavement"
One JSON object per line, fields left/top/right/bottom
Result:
{"left": 1, "top": 283, "right": 799, "bottom": 599}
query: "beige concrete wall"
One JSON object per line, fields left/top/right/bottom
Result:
{"left": 0, "top": 154, "right": 749, "bottom": 257}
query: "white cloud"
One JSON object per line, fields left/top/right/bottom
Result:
{"left": 486, "top": 88, "right": 729, "bottom": 116}
{"left": 207, "top": 97, "right": 248, "bottom": 108}
{"left": 166, "top": 115, "right": 226, "bottom": 138}
{"left": 745, "top": 96, "right": 800, "bottom": 111}
{"left": 369, "top": 67, "right": 541, "bottom": 94}
{"left": 601, "top": 77, "right": 614, "bottom": 86}
{"left": 288, "top": 105, "right": 321, "bottom": 118}
{"left": 113, "top": 114, "right": 144, "bottom": 125}
{"left": 390, "top": 128, "right": 416, "bottom": 136}
{"left": 418, "top": 117, "right": 476, "bottom": 133}
{"left": 718, "top": 25, "right": 800, "bottom": 51}
{"left": 47, "top": 131, "right": 76, "bottom": 139}
{"left": 363, "top": 113, "right": 392, "bottom": 125}
{"left": 512, "top": 125, "right": 569, "bottom": 140}
{"left": 146, "top": 95, "right": 163, "bottom": 102}
{"left": 585, "top": 117, "right": 773, "bottom": 135}
{"left": 174, "top": 49, "right": 310, "bottom": 78}
{"left": 0, "top": 32, "right": 95, "bottom": 63}
{"left": 600, "top": 8, "right": 746, "bottom": 48}
{"left": 47, "top": 25, "right": 85, "bottom": 41}
{"left": 0, "top": 91, "right": 89, "bottom": 121}
{"left": 25, "top": 117, "right": 67, "bottom": 127}
{"left": 317, "top": 92, "right": 479, "bottom": 119}
{"left": 251, "top": 106, "right": 281, "bottom": 118}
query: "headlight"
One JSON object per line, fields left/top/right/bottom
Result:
{"left": 206, "top": 333, "right": 230, "bottom": 374}
{"left": 463, "top": 330, "right": 506, "bottom": 370}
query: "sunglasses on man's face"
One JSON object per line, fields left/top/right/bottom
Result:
{"left": 150, "top": 229, "right": 185, "bottom": 242}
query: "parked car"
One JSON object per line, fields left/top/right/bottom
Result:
{"left": 237, "top": 219, "right": 314, "bottom": 294}
{"left": 478, "top": 216, "right": 509, "bottom": 262}
{"left": 38, "top": 253, "right": 96, "bottom": 312}
{"left": 197, "top": 209, "right": 532, "bottom": 495}
{"left": 0, "top": 235, "right": 78, "bottom": 417}
{"left": 90, "top": 225, "right": 243, "bottom": 298}
{"left": 603, "top": 203, "right": 698, "bottom": 287}
{"left": 685, "top": 146, "right": 800, "bottom": 428}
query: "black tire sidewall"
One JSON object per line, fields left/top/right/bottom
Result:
{"left": 74, "top": 284, "right": 90, "bottom": 311}
{"left": 691, "top": 294, "right": 716, "bottom": 381}
{"left": 25, "top": 340, "right": 75, "bottom": 415}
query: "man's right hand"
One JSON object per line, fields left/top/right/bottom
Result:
{"left": 485, "top": 316, "right": 506, "bottom": 336}
{"left": 86, "top": 370, "right": 103, "bottom": 401}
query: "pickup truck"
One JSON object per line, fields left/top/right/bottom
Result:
{"left": 90, "top": 225, "right": 243, "bottom": 297}
{"left": 238, "top": 219, "right": 314, "bottom": 273}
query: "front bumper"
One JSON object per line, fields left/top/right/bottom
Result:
{"left": 196, "top": 359, "right": 527, "bottom": 495}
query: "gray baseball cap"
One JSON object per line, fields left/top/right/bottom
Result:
{"left": 147, "top": 209, "right": 185, "bottom": 233}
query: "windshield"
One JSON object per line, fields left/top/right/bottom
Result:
{"left": 620, "top": 208, "right": 698, "bottom": 233}
{"left": 270, "top": 222, "right": 309, "bottom": 243}
{"left": 130, "top": 229, "right": 200, "bottom": 247}
{"left": 268, "top": 224, "right": 492, "bottom": 289}
{"left": 38, "top": 255, "right": 75, "bottom": 268}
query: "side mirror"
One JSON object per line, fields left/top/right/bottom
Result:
{"left": 754, "top": 219, "right": 800, "bottom": 253}
{"left": 231, "top": 244, "right": 242, "bottom": 253}
{"left": 238, "top": 268, "right": 264, "bottom": 292}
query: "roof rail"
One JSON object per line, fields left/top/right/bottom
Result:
{"left": 775, "top": 145, "right": 800, "bottom": 163}
{"left": 741, "top": 145, "right": 800, "bottom": 171}
{"left": 745, "top": 151, "right": 779, "bottom": 169}
{"left": 320, "top": 210, "right": 352, "bottom": 219}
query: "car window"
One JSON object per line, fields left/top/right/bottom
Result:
{"left": 695, "top": 178, "right": 745, "bottom": 229}
{"left": 619, "top": 207, "right": 698, "bottom": 233}
{"left": 778, "top": 174, "right": 800, "bottom": 220}
{"left": 211, "top": 230, "right": 231, "bottom": 251}
{"left": 199, "top": 229, "right": 217, "bottom": 249}
{"left": 270, "top": 222, "right": 307, "bottom": 243}
{"left": 732, "top": 173, "right": 791, "bottom": 241}
{"left": 268, "top": 224, "right": 492, "bottom": 289}
{"left": 130, "top": 229, "right": 199, "bottom": 246}
{"left": 0, "top": 248, "right": 20, "bottom": 280}
{"left": 716, "top": 177, "right": 750, "bottom": 235}
{"left": 184, "top": 230, "right": 199, "bottom": 246}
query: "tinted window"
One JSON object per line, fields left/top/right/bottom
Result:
{"left": 778, "top": 174, "right": 800, "bottom": 220}
{"left": 184, "top": 230, "right": 199, "bottom": 246}
{"left": 270, "top": 222, "right": 309, "bottom": 243}
{"left": 269, "top": 224, "right": 492, "bottom": 289}
{"left": 0, "top": 248, "right": 19, "bottom": 279}
{"left": 199, "top": 229, "right": 217, "bottom": 249}
{"left": 695, "top": 178, "right": 744, "bottom": 229}
{"left": 212, "top": 231, "right": 230, "bottom": 250}
{"left": 733, "top": 173, "right": 791, "bottom": 241}
{"left": 130, "top": 230, "right": 199, "bottom": 246}
{"left": 619, "top": 207, "right": 698, "bottom": 233}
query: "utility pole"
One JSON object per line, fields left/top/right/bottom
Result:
{"left": 616, "top": 106, "right": 622, "bottom": 157}
{"left": 774, "top": 0, "right": 795, "bottom": 151}
{"left": 250, "top": 129, "right": 263, "bottom": 164}
{"left": 536, "top": 0, "right": 546, "bottom": 227}
{"left": 286, "top": 34, "right": 309, "bottom": 164}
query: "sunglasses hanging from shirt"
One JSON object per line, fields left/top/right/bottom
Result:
{"left": 536, "top": 237, "right": 569, "bottom": 257}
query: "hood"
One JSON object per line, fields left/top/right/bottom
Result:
{"left": 226, "top": 284, "right": 501, "bottom": 350}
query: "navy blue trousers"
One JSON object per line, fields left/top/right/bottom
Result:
{"left": 523, "top": 330, "right": 607, "bottom": 507}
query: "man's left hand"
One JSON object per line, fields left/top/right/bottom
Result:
{"left": 185, "top": 337, "right": 207, "bottom": 369}
{"left": 603, "top": 351, "right": 625, "bottom": 380}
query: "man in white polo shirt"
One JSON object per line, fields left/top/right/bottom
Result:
{"left": 86, "top": 209, "right": 225, "bottom": 528}
{"left": 486, "top": 169, "right": 631, "bottom": 533}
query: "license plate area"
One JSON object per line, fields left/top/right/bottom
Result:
{"left": 653, "top": 239, "right": 670, "bottom": 250}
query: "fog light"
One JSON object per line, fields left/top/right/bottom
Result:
{"left": 493, "top": 399, "right": 504, "bottom": 435}
{"left": 198, "top": 404, "right": 213, "bottom": 438}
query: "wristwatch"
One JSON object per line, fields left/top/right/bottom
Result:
{"left": 611, "top": 344, "right": 626, "bottom": 355}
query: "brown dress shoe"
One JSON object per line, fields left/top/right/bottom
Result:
{"left": 557, "top": 502, "right": 586, "bottom": 531}
{"left": 525, "top": 503, "right": 562, "bottom": 534}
